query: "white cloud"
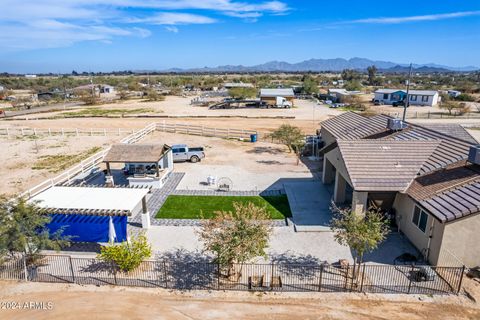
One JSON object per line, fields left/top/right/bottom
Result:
{"left": 136, "top": 12, "right": 217, "bottom": 25}
{"left": 0, "top": 0, "right": 290, "bottom": 50}
{"left": 165, "top": 26, "right": 179, "bottom": 33}
{"left": 348, "top": 11, "right": 480, "bottom": 24}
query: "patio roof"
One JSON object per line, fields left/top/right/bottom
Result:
{"left": 30, "top": 186, "right": 150, "bottom": 216}
{"left": 103, "top": 144, "right": 168, "bottom": 163}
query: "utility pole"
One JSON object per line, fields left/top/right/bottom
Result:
{"left": 402, "top": 63, "right": 413, "bottom": 122}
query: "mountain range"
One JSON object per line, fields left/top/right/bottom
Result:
{"left": 161, "top": 57, "right": 478, "bottom": 73}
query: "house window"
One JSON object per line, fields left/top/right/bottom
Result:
{"left": 412, "top": 206, "right": 428, "bottom": 233}
{"left": 421, "top": 95, "right": 429, "bottom": 102}
{"left": 383, "top": 93, "right": 389, "bottom": 100}
{"left": 410, "top": 95, "right": 417, "bottom": 101}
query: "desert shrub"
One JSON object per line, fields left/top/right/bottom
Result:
{"left": 97, "top": 234, "right": 152, "bottom": 272}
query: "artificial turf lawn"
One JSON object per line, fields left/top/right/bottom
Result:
{"left": 156, "top": 195, "right": 292, "bottom": 220}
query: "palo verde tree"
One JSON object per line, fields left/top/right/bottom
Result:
{"left": 269, "top": 124, "right": 305, "bottom": 165}
{"left": 302, "top": 74, "right": 318, "bottom": 95}
{"left": 197, "top": 202, "right": 272, "bottom": 277}
{"left": 330, "top": 204, "right": 389, "bottom": 276}
{"left": 0, "top": 197, "right": 70, "bottom": 263}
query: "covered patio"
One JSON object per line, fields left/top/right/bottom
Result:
{"left": 103, "top": 144, "right": 173, "bottom": 189}
{"left": 30, "top": 186, "right": 153, "bottom": 242}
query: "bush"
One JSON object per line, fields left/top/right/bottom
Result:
{"left": 455, "top": 93, "right": 475, "bottom": 102}
{"left": 97, "top": 234, "right": 152, "bottom": 272}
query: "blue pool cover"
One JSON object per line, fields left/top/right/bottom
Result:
{"left": 46, "top": 214, "right": 127, "bottom": 243}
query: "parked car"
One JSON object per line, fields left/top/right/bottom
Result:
{"left": 392, "top": 100, "right": 406, "bottom": 107}
{"left": 171, "top": 144, "right": 205, "bottom": 163}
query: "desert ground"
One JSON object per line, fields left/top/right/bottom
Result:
{"left": 1, "top": 280, "right": 480, "bottom": 320}
{"left": 0, "top": 134, "right": 127, "bottom": 196}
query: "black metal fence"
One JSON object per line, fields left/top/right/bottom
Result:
{"left": 0, "top": 255, "right": 464, "bottom": 295}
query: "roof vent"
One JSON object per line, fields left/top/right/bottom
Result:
{"left": 387, "top": 118, "right": 408, "bottom": 131}
{"left": 468, "top": 145, "right": 480, "bottom": 165}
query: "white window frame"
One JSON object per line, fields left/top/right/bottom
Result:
{"left": 412, "top": 206, "right": 429, "bottom": 233}
{"left": 410, "top": 95, "right": 417, "bottom": 101}
{"left": 421, "top": 95, "right": 429, "bottom": 102}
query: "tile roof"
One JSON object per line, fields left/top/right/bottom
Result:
{"left": 387, "top": 124, "right": 474, "bottom": 175}
{"left": 337, "top": 140, "right": 440, "bottom": 192}
{"left": 321, "top": 113, "right": 390, "bottom": 140}
{"left": 416, "top": 123, "right": 478, "bottom": 144}
{"left": 407, "top": 163, "right": 480, "bottom": 222}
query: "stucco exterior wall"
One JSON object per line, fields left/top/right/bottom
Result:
{"left": 320, "top": 127, "right": 336, "bottom": 146}
{"left": 324, "top": 147, "right": 352, "bottom": 187}
{"left": 441, "top": 214, "right": 480, "bottom": 268}
{"left": 393, "top": 193, "right": 445, "bottom": 265}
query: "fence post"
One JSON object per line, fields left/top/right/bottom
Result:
{"left": 6, "top": 127, "right": 9, "bottom": 138}
{"left": 104, "top": 129, "right": 107, "bottom": 136}
{"left": 318, "top": 264, "right": 323, "bottom": 292}
{"left": 69, "top": 256, "right": 76, "bottom": 283}
{"left": 350, "top": 263, "right": 356, "bottom": 292}
{"left": 23, "top": 253, "right": 28, "bottom": 282}
{"left": 217, "top": 263, "right": 221, "bottom": 290}
{"left": 407, "top": 264, "right": 415, "bottom": 294}
{"left": 163, "top": 261, "right": 168, "bottom": 288}
{"left": 457, "top": 265, "right": 466, "bottom": 294}
{"left": 360, "top": 264, "right": 366, "bottom": 293}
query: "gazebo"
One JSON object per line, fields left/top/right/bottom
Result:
{"left": 103, "top": 144, "right": 173, "bottom": 189}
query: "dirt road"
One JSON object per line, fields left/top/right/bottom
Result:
{"left": 1, "top": 281, "right": 479, "bottom": 320}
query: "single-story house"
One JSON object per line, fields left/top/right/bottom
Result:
{"left": 260, "top": 88, "right": 295, "bottom": 107}
{"left": 320, "top": 112, "right": 479, "bottom": 267}
{"left": 103, "top": 144, "right": 173, "bottom": 189}
{"left": 100, "top": 85, "right": 115, "bottom": 94}
{"left": 224, "top": 82, "right": 254, "bottom": 89}
{"left": 328, "top": 89, "right": 362, "bottom": 103}
{"left": 374, "top": 89, "right": 439, "bottom": 106}
{"left": 30, "top": 186, "right": 152, "bottom": 242}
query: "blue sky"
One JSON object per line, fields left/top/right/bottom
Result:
{"left": 0, "top": 0, "right": 479, "bottom": 73}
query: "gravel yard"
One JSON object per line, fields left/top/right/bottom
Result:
{"left": 142, "top": 131, "right": 319, "bottom": 191}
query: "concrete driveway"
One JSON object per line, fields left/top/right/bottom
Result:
{"left": 284, "top": 181, "right": 333, "bottom": 232}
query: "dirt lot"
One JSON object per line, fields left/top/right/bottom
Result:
{"left": 0, "top": 134, "right": 125, "bottom": 196}
{"left": 142, "top": 131, "right": 317, "bottom": 191}
{"left": 1, "top": 280, "right": 479, "bottom": 320}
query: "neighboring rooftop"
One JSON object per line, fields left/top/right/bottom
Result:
{"left": 104, "top": 144, "right": 169, "bottom": 163}
{"left": 321, "top": 112, "right": 390, "bottom": 140}
{"left": 260, "top": 88, "right": 295, "bottom": 97}
{"left": 375, "top": 89, "right": 438, "bottom": 96}
{"left": 224, "top": 82, "right": 254, "bottom": 88}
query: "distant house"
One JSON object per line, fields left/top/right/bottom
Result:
{"left": 320, "top": 112, "right": 480, "bottom": 267}
{"left": 328, "top": 88, "right": 361, "bottom": 103}
{"left": 100, "top": 85, "right": 115, "bottom": 94}
{"left": 224, "top": 82, "right": 254, "bottom": 89}
{"left": 0, "top": 85, "right": 4, "bottom": 91}
{"left": 374, "top": 89, "right": 439, "bottom": 106}
{"left": 260, "top": 88, "right": 295, "bottom": 106}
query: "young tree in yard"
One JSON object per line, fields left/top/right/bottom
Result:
{"left": 269, "top": 124, "right": 305, "bottom": 165}
{"left": 367, "top": 65, "right": 377, "bottom": 85}
{"left": 439, "top": 94, "right": 461, "bottom": 115}
{"left": 0, "top": 197, "right": 70, "bottom": 263}
{"left": 330, "top": 204, "right": 389, "bottom": 276}
{"left": 197, "top": 202, "right": 272, "bottom": 277}
{"left": 98, "top": 233, "right": 152, "bottom": 272}
{"left": 302, "top": 75, "right": 318, "bottom": 95}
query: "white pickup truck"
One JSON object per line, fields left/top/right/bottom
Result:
{"left": 171, "top": 144, "right": 205, "bottom": 163}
